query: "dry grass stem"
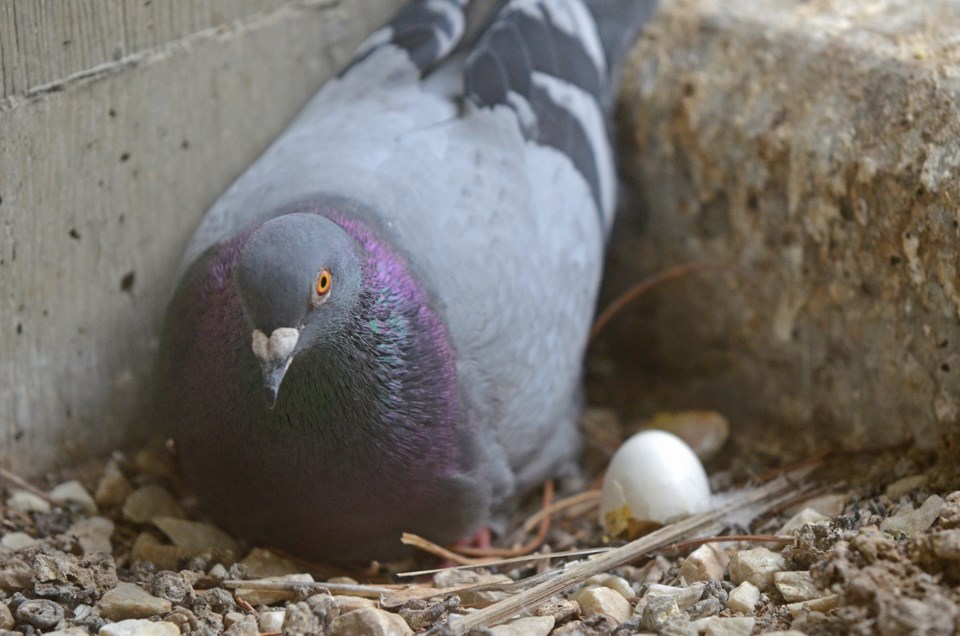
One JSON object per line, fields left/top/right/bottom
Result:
{"left": 590, "top": 262, "right": 743, "bottom": 341}
{"left": 0, "top": 467, "right": 56, "bottom": 503}
{"left": 521, "top": 489, "right": 601, "bottom": 533}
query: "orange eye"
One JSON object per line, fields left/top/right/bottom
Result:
{"left": 316, "top": 268, "right": 332, "bottom": 296}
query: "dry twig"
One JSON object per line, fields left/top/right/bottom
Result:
{"left": 590, "top": 263, "right": 742, "bottom": 341}
{"left": 222, "top": 579, "right": 398, "bottom": 598}
{"left": 401, "top": 534, "right": 495, "bottom": 566}
{"left": 403, "top": 481, "right": 556, "bottom": 562}
{"left": 0, "top": 467, "right": 55, "bottom": 504}
{"left": 521, "top": 489, "right": 601, "bottom": 534}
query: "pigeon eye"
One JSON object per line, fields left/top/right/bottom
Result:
{"left": 315, "top": 269, "right": 332, "bottom": 297}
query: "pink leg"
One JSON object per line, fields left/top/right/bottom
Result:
{"left": 463, "top": 526, "right": 492, "bottom": 550}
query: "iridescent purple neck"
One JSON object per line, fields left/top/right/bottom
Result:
{"left": 267, "top": 207, "right": 460, "bottom": 467}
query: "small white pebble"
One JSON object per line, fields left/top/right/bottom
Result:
{"left": 726, "top": 581, "right": 760, "bottom": 614}
{"left": 327, "top": 576, "right": 359, "bottom": 585}
{"left": 259, "top": 610, "right": 286, "bottom": 632}
{"left": 329, "top": 607, "right": 412, "bottom": 636}
{"left": 68, "top": 516, "right": 114, "bottom": 554}
{"left": 240, "top": 548, "right": 302, "bottom": 578}
{"left": 95, "top": 463, "right": 134, "bottom": 508}
{"left": 645, "top": 582, "right": 706, "bottom": 610}
{"left": 334, "top": 595, "right": 377, "bottom": 613}
{"left": 153, "top": 517, "right": 238, "bottom": 556}
{"left": 1, "top": 532, "right": 39, "bottom": 551}
{"left": 50, "top": 480, "right": 99, "bottom": 514}
{"left": 779, "top": 508, "right": 828, "bottom": 538}
{"left": 585, "top": 573, "right": 635, "bottom": 600}
{"left": 680, "top": 543, "right": 728, "bottom": 582}
{"left": 97, "top": 582, "right": 172, "bottom": 620}
{"left": 785, "top": 493, "right": 846, "bottom": 518}
{"left": 223, "top": 611, "right": 245, "bottom": 628}
{"left": 885, "top": 475, "right": 926, "bottom": 500}
{"left": 122, "top": 485, "right": 184, "bottom": 523}
{"left": 0, "top": 601, "right": 13, "bottom": 630}
{"left": 207, "top": 563, "right": 228, "bottom": 579}
{"left": 786, "top": 593, "right": 839, "bottom": 618}
{"left": 489, "top": 615, "right": 555, "bottom": 636}
{"left": 577, "top": 586, "right": 632, "bottom": 623}
{"left": 7, "top": 490, "right": 51, "bottom": 514}
{"left": 636, "top": 594, "right": 682, "bottom": 631}
{"left": 130, "top": 533, "right": 183, "bottom": 571}
{"left": 98, "top": 618, "right": 180, "bottom": 635}
{"left": 703, "top": 616, "right": 755, "bottom": 636}
{"left": 534, "top": 597, "right": 580, "bottom": 623}
{"left": 728, "top": 547, "right": 785, "bottom": 592}
{"left": 881, "top": 495, "right": 945, "bottom": 536}
{"left": 774, "top": 571, "right": 824, "bottom": 603}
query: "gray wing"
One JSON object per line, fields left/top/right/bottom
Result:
{"left": 180, "top": 0, "right": 477, "bottom": 270}
{"left": 345, "top": 0, "right": 467, "bottom": 74}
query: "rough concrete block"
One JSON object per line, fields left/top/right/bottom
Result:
{"left": 592, "top": 0, "right": 960, "bottom": 451}
{"left": 0, "top": 0, "right": 403, "bottom": 473}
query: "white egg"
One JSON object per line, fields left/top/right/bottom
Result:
{"left": 599, "top": 429, "right": 711, "bottom": 533}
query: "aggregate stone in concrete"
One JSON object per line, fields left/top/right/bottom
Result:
{"left": 603, "top": 0, "right": 960, "bottom": 455}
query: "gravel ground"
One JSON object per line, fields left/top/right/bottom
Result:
{"left": 0, "top": 414, "right": 958, "bottom": 635}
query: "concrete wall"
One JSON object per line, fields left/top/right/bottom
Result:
{"left": 594, "top": 0, "right": 960, "bottom": 456}
{"left": 0, "top": 0, "right": 403, "bottom": 474}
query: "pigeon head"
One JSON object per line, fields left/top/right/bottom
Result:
{"left": 234, "top": 213, "right": 362, "bottom": 407}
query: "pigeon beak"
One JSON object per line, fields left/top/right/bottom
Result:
{"left": 251, "top": 327, "right": 300, "bottom": 409}
{"left": 261, "top": 356, "right": 294, "bottom": 409}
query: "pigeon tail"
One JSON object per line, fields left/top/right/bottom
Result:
{"left": 462, "top": 0, "right": 650, "bottom": 230}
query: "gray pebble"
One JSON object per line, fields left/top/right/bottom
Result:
{"left": 15, "top": 598, "right": 64, "bottom": 630}
{"left": 151, "top": 571, "right": 192, "bottom": 605}
{"left": 0, "top": 602, "right": 12, "bottom": 630}
{"left": 687, "top": 596, "right": 723, "bottom": 620}
{"left": 282, "top": 601, "right": 321, "bottom": 635}
{"left": 163, "top": 606, "right": 199, "bottom": 633}
{"left": 638, "top": 594, "right": 683, "bottom": 631}
{"left": 195, "top": 587, "right": 236, "bottom": 615}
{"left": 223, "top": 614, "right": 258, "bottom": 636}
{"left": 307, "top": 593, "right": 340, "bottom": 629}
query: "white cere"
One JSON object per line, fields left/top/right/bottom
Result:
{"left": 599, "top": 430, "right": 712, "bottom": 530}
{"left": 252, "top": 327, "right": 300, "bottom": 363}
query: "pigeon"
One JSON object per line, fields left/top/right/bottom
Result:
{"left": 157, "top": 0, "right": 657, "bottom": 562}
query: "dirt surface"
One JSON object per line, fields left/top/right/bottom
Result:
{"left": 0, "top": 416, "right": 957, "bottom": 635}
